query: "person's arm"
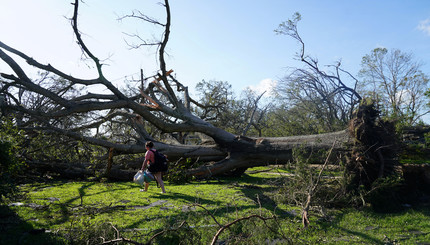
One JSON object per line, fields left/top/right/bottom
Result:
{"left": 141, "top": 159, "right": 148, "bottom": 171}
{"left": 141, "top": 151, "right": 150, "bottom": 171}
{"left": 141, "top": 150, "right": 154, "bottom": 171}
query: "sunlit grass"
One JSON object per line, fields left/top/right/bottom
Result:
{"left": 2, "top": 166, "right": 429, "bottom": 244}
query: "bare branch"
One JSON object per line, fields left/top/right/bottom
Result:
{"left": 0, "top": 41, "right": 102, "bottom": 86}
{"left": 302, "top": 140, "right": 336, "bottom": 228}
{"left": 118, "top": 10, "right": 166, "bottom": 27}
{"left": 191, "top": 203, "right": 222, "bottom": 227}
{"left": 275, "top": 13, "right": 362, "bottom": 104}
{"left": 210, "top": 214, "right": 274, "bottom": 245}
{"left": 123, "top": 32, "right": 161, "bottom": 49}
{"left": 71, "top": 0, "right": 103, "bottom": 78}
{"left": 242, "top": 91, "right": 266, "bottom": 136}
{"left": 0, "top": 49, "right": 71, "bottom": 107}
{"left": 147, "top": 221, "right": 188, "bottom": 244}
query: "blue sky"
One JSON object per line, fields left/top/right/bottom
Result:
{"left": 1, "top": 1, "right": 430, "bottom": 103}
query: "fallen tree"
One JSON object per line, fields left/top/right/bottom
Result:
{"left": 0, "top": 0, "right": 400, "bottom": 187}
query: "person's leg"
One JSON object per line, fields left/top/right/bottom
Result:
{"left": 142, "top": 181, "right": 149, "bottom": 191}
{"left": 154, "top": 172, "right": 166, "bottom": 193}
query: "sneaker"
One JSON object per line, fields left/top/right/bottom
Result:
{"left": 140, "top": 189, "right": 147, "bottom": 192}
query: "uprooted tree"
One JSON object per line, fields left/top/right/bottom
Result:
{"left": 0, "top": 1, "right": 399, "bottom": 189}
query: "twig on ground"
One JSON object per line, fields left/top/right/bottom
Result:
{"left": 147, "top": 221, "right": 188, "bottom": 244}
{"left": 192, "top": 203, "right": 222, "bottom": 227}
{"left": 302, "top": 140, "right": 336, "bottom": 228}
{"left": 210, "top": 214, "right": 274, "bottom": 245}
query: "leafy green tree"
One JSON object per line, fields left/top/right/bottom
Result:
{"left": 426, "top": 89, "right": 430, "bottom": 116}
{"left": 263, "top": 104, "right": 329, "bottom": 136}
{"left": 194, "top": 80, "right": 270, "bottom": 137}
{"left": 194, "top": 80, "right": 237, "bottom": 130}
{"left": 0, "top": 119, "right": 25, "bottom": 199}
{"left": 359, "top": 48, "right": 430, "bottom": 126}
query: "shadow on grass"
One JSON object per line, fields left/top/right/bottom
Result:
{"left": 0, "top": 205, "right": 64, "bottom": 245}
{"left": 198, "top": 173, "right": 281, "bottom": 186}
{"left": 332, "top": 226, "right": 385, "bottom": 244}
{"left": 220, "top": 173, "right": 297, "bottom": 218}
{"left": 316, "top": 205, "right": 430, "bottom": 244}
{"left": 15, "top": 170, "right": 430, "bottom": 244}
{"left": 124, "top": 184, "right": 289, "bottom": 230}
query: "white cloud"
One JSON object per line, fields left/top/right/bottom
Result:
{"left": 417, "top": 18, "right": 430, "bottom": 36}
{"left": 246, "top": 78, "right": 278, "bottom": 97}
{"left": 396, "top": 89, "right": 412, "bottom": 105}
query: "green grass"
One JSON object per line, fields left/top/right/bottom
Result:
{"left": 1, "top": 167, "right": 429, "bottom": 244}
{"left": 309, "top": 208, "right": 430, "bottom": 244}
{"left": 400, "top": 144, "right": 430, "bottom": 165}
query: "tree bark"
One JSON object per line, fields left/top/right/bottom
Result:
{"left": 187, "top": 130, "right": 351, "bottom": 178}
{"left": 19, "top": 129, "right": 352, "bottom": 181}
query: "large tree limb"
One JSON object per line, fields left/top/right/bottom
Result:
{"left": 0, "top": 41, "right": 102, "bottom": 87}
{"left": 188, "top": 130, "right": 351, "bottom": 178}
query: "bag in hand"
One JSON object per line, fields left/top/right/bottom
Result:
{"left": 133, "top": 170, "right": 155, "bottom": 186}
{"left": 133, "top": 170, "right": 145, "bottom": 186}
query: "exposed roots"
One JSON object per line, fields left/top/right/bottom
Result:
{"left": 346, "top": 100, "right": 400, "bottom": 190}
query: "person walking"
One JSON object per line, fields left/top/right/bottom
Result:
{"left": 140, "top": 141, "right": 166, "bottom": 193}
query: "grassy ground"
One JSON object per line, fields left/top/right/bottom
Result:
{"left": 1, "top": 167, "right": 429, "bottom": 244}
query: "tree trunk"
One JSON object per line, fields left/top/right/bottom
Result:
{"left": 187, "top": 130, "right": 351, "bottom": 178}
{"left": 23, "top": 129, "right": 352, "bottom": 181}
{"left": 22, "top": 102, "right": 402, "bottom": 187}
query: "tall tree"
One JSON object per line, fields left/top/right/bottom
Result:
{"left": 359, "top": 48, "right": 430, "bottom": 125}
{"left": 193, "top": 80, "right": 271, "bottom": 137}
{"left": 274, "top": 13, "right": 361, "bottom": 134}
{"left": 239, "top": 88, "right": 271, "bottom": 137}
{"left": 0, "top": 2, "right": 364, "bottom": 179}
{"left": 427, "top": 89, "right": 430, "bottom": 108}
{"left": 194, "top": 80, "right": 237, "bottom": 131}
{"left": 275, "top": 67, "right": 355, "bottom": 133}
